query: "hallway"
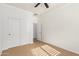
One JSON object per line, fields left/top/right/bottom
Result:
{"left": 1, "top": 40, "right": 79, "bottom": 56}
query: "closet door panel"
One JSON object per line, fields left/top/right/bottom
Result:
{"left": 2, "top": 16, "right": 9, "bottom": 50}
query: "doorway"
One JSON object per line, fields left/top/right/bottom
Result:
{"left": 33, "top": 22, "right": 42, "bottom": 42}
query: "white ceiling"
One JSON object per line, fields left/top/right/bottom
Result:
{"left": 6, "top": 3, "right": 65, "bottom": 15}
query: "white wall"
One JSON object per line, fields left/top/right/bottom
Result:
{"left": 0, "top": 4, "right": 34, "bottom": 51}
{"left": 39, "top": 4, "right": 79, "bottom": 54}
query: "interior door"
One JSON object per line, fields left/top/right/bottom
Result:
{"left": 37, "top": 22, "right": 42, "bottom": 41}
{"left": 7, "top": 17, "right": 20, "bottom": 49}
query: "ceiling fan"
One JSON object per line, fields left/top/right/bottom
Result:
{"left": 34, "top": 3, "right": 49, "bottom": 8}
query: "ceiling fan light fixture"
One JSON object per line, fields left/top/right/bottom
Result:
{"left": 44, "top": 3, "right": 49, "bottom": 8}
{"left": 34, "top": 3, "right": 49, "bottom": 8}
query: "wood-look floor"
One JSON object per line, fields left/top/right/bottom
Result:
{"left": 1, "top": 39, "right": 79, "bottom": 56}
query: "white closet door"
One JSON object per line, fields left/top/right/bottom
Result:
{"left": 7, "top": 17, "right": 20, "bottom": 49}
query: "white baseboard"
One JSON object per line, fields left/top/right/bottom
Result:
{"left": 40, "top": 40, "right": 79, "bottom": 55}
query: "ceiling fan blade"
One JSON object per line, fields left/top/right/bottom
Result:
{"left": 34, "top": 3, "right": 40, "bottom": 7}
{"left": 44, "top": 3, "right": 49, "bottom": 8}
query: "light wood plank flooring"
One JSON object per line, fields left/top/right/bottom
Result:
{"left": 1, "top": 40, "right": 79, "bottom": 56}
